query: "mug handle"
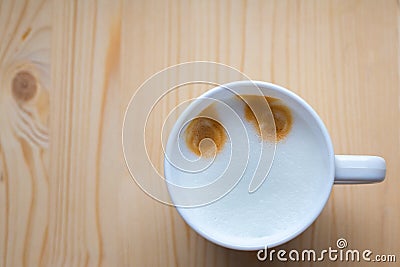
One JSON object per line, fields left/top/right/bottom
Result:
{"left": 334, "top": 155, "right": 386, "bottom": 184}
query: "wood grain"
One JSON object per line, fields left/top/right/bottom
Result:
{"left": 0, "top": 0, "right": 399, "bottom": 266}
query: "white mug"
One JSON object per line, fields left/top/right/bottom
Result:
{"left": 164, "top": 81, "right": 386, "bottom": 250}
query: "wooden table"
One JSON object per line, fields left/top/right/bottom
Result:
{"left": 0, "top": 0, "right": 398, "bottom": 266}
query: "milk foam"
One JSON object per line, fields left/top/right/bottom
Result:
{"left": 165, "top": 96, "right": 330, "bottom": 247}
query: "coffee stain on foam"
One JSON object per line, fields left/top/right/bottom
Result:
{"left": 185, "top": 104, "right": 227, "bottom": 158}
{"left": 241, "top": 95, "right": 293, "bottom": 142}
{"left": 185, "top": 95, "right": 292, "bottom": 157}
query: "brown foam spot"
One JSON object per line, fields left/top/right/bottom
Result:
{"left": 185, "top": 117, "right": 226, "bottom": 157}
{"left": 269, "top": 104, "right": 292, "bottom": 141}
{"left": 264, "top": 96, "right": 279, "bottom": 103}
{"left": 185, "top": 115, "right": 226, "bottom": 157}
{"left": 243, "top": 96, "right": 293, "bottom": 142}
{"left": 12, "top": 71, "right": 37, "bottom": 102}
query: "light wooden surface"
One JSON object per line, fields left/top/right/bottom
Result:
{"left": 0, "top": 0, "right": 399, "bottom": 266}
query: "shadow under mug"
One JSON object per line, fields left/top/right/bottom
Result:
{"left": 164, "top": 81, "right": 386, "bottom": 251}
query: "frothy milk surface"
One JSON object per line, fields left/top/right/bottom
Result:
{"left": 165, "top": 95, "right": 330, "bottom": 247}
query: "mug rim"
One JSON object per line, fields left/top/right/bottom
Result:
{"left": 166, "top": 80, "right": 335, "bottom": 250}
